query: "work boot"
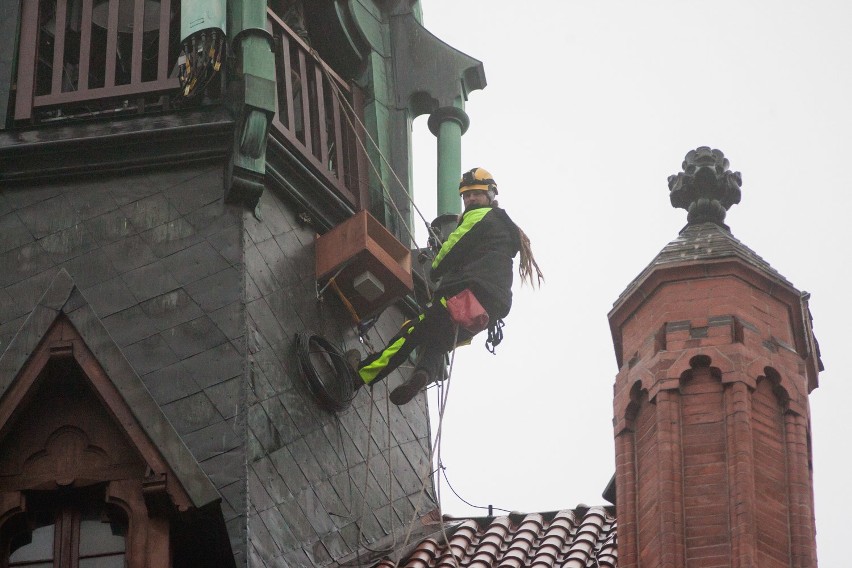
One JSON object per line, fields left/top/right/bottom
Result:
{"left": 344, "top": 349, "right": 365, "bottom": 392}
{"left": 389, "top": 368, "right": 432, "bottom": 406}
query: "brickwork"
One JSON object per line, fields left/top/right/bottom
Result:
{"left": 611, "top": 240, "right": 819, "bottom": 567}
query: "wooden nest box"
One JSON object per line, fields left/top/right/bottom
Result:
{"left": 315, "top": 210, "right": 414, "bottom": 320}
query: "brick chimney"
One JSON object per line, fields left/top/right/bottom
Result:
{"left": 608, "top": 148, "right": 822, "bottom": 568}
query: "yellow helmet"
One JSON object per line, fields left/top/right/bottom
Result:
{"left": 459, "top": 167, "right": 498, "bottom": 195}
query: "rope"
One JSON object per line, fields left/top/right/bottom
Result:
{"left": 294, "top": 333, "right": 356, "bottom": 412}
{"left": 313, "top": 54, "right": 444, "bottom": 250}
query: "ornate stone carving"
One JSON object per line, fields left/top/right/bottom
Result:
{"left": 668, "top": 146, "right": 742, "bottom": 225}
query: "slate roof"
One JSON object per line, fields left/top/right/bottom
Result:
{"left": 376, "top": 507, "right": 617, "bottom": 568}
{"left": 0, "top": 269, "right": 220, "bottom": 508}
{"left": 615, "top": 221, "right": 796, "bottom": 308}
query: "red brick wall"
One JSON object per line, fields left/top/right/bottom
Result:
{"left": 611, "top": 265, "right": 818, "bottom": 568}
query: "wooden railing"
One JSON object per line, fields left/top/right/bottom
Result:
{"left": 267, "top": 10, "right": 367, "bottom": 209}
{"left": 14, "top": 0, "right": 179, "bottom": 122}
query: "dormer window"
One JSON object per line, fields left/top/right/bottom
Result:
{"left": 3, "top": 487, "right": 128, "bottom": 568}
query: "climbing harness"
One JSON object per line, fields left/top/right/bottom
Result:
{"left": 485, "top": 319, "right": 505, "bottom": 354}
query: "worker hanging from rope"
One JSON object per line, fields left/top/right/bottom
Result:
{"left": 347, "top": 167, "right": 544, "bottom": 405}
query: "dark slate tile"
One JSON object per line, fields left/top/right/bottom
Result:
{"left": 313, "top": 480, "right": 349, "bottom": 526}
{"left": 281, "top": 547, "right": 313, "bottom": 568}
{"left": 141, "top": 360, "right": 201, "bottom": 405}
{"left": 0, "top": 193, "right": 11, "bottom": 216}
{"left": 82, "top": 275, "right": 138, "bottom": 318}
{"left": 0, "top": 212, "right": 34, "bottom": 254}
{"left": 269, "top": 446, "right": 309, "bottom": 495}
{"left": 0, "top": 242, "right": 55, "bottom": 287}
{"left": 201, "top": 446, "right": 245, "bottom": 489}
{"left": 305, "top": 539, "right": 333, "bottom": 568}
{"left": 245, "top": 274, "right": 262, "bottom": 303}
{"left": 121, "top": 193, "right": 180, "bottom": 232}
{"left": 320, "top": 529, "right": 351, "bottom": 561}
{"left": 248, "top": 513, "right": 280, "bottom": 562}
{"left": 38, "top": 224, "right": 97, "bottom": 263}
{"left": 255, "top": 237, "right": 288, "bottom": 287}
{"left": 356, "top": 509, "right": 385, "bottom": 543}
{"left": 184, "top": 266, "right": 241, "bottom": 312}
{"left": 218, "top": 479, "right": 246, "bottom": 523}
{"left": 159, "top": 241, "right": 230, "bottom": 286}
{"left": 101, "top": 305, "right": 159, "bottom": 347}
{"left": 206, "top": 223, "right": 242, "bottom": 266}
{"left": 274, "top": 230, "right": 313, "bottom": 282}
{"left": 251, "top": 341, "right": 293, "bottom": 393}
{"left": 182, "top": 417, "right": 241, "bottom": 462}
{"left": 205, "top": 376, "right": 243, "bottom": 420}
{"left": 288, "top": 436, "right": 326, "bottom": 483}
{"left": 185, "top": 341, "right": 243, "bottom": 387}
{"left": 3, "top": 268, "right": 55, "bottom": 317}
{"left": 260, "top": 396, "right": 300, "bottom": 447}
{"left": 393, "top": 442, "right": 431, "bottom": 494}
{"left": 244, "top": 210, "right": 274, "bottom": 244}
{"left": 15, "top": 194, "right": 80, "bottom": 239}
{"left": 101, "top": 235, "right": 158, "bottom": 273}
{"left": 84, "top": 208, "right": 137, "bottom": 245}
{"left": 123, "top": 333, "right": 179, "bottom": 376}
{"left": 66, "top": 182, "right": 119, "bottom": 221}
{"left": 138, "top": 288, "right": 203, "bottom": 332}
{"left": 248, "top": 465, "right": 276, "bottom": 512}
{"left": 0, "top": 287, "right": 27, "bottom": 324}
{"left": 249, "top": 358, "right": 278, "bottom": 405}
{"left": 324, "top": 417, "right": 364, "bottom": 465}
{"left": 296, "top": 487, "right": 336, "bottom": 537}
{"left": 162, "top": 168, "right": 223, "bottom": 215}
{"left": 61, "top": 248, "right": 118, "bottom": 289}
{"left": 252, "top": 455, "right": 291, "bottom": 505}
{"left": 249, "top": 403, "right": 284, "bottom": 454}
{"left": 246, "top": 298, "right": 289, "bottom": 355}
{"left": 185, "top": 200, "right": 240, "bottom": 238}
{"left": 1, "top": 184, "right": 62, "bottom": 210}
{"left": 161, "top": 315, "right": 227, "bottom": 360}
{"left": 108, "top": 174, "right": 161, "bottom": 206}
{"left": 209, "top": 301, "right": 244, "bottom": 340}
{"left": 140, "top": 217, "right": 204, "bottom": 258}
{"left": 279, "top": 387, "right": 323, "bottom": 438}
{"left": 304, "top": 428, "right": 345, "bottom": 479}
{"left": 336, "top": 522, "right": 362, "bottom": 553}
{"left": 245, "top": 243, "right": 278, "bottom": 297}
{"left": 0, "top": 315, "right": 26, "bottom": 354}
{"left": 162, "top": 391, "right": 222, "bottom": 435}
{"left": 122, "top": 260, "right": 180, "bottom": 303}
{"left": 277, "top": 492, "right": 318, "bottom": 544}
{"left": 257, "top": 197, "right": 296, "bottom": 237}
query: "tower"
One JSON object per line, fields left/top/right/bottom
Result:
{"left": 609, "top": 148, "right": 821, "bottom": 567}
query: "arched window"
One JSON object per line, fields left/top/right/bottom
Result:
{"left": 3, "top": 487, "right": 127, "bottom": 568}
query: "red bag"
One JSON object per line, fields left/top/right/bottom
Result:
{"left": 446, "top": 289, "right": 490, "bottom": 333}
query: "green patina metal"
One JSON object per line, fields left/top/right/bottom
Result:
{"left": 428, "top": 102, "right": 470, "bottom": 215}
{"left": 224, "top": 0, "right": 276, "bottom": 207}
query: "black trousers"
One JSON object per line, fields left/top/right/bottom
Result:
{"left": 356, "top": 298, "right": 473, "bottom": 386}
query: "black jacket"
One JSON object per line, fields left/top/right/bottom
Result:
{"left": 430, "top": 205, "right": 521, "bottom": 319}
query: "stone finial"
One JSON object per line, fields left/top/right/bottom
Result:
{"left": 668, "top": 147, "right": 742, "bottom": 225}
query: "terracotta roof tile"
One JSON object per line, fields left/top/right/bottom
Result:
{"left": 377, "top": 507, "right": 617, "bottom": 568}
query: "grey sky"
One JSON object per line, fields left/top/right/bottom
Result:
{"left": 408, "top": 1, "right": 851, "bottom": 565}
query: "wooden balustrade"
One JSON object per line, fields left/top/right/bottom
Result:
{"left": 14, "top": 0, "right": 179, "bottom": 122}
{"left": 267, "top": 9, "right": 367, "bottom": 209}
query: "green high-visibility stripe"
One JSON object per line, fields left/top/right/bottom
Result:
{"left": 359, "top": 336, "right": 407, "bottom": 384}
{"left": 432, "top": 208, "right": 490, "bottom": 269}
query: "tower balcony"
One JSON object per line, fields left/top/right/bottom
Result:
{"left": 10, "top": 0, "right": 367, "bottom": 208}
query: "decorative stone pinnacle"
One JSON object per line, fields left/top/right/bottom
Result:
{"left": 668, "top": 147, "right": 742, "bottom": 225}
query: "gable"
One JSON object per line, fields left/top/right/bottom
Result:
{"left": 0, "top": 269, "right": 219, "bottom": 509}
